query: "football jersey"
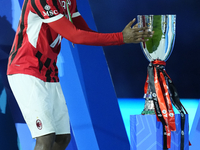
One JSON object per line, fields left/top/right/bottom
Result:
{"left": 7, "top": 0, "right": 124, "bottom": 82}
{"left": 7, "top": 0, "right": 79, "bottom": 82}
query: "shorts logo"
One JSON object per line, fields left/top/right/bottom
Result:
{"left": 36, "top": 119, "right": 42, "bottom": 130}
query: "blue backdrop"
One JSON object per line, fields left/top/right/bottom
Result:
{"left": 0, "top": 0, "right": 200, "bottom": 150}
{"left": 88, "top": 0, "right": 200, "bottom": 98}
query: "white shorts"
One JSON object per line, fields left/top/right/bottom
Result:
{"left": 8, "top": 74, "right": 70, "bottom": 138}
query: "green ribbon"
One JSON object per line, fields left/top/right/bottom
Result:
{"left": 65, "top": 0, "right": 74, "bottom": 47}
{"left": 66, "top": 0, "right": 73, "bottom": 23}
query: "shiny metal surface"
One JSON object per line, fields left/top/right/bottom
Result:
{"left": 142, "top": 86, "right": 155, "bottom": 115}
{"left": 137, "top": 15, "right": 176, "bottom": 62}
{"left": 138, "top": 15, "right": 176, "bottom": 114}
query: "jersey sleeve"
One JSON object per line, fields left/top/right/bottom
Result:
{"left": 72, "top": 15, "right": 95, "bottom": 32}
{"left": 69, "top": 0, "right": 81, "bottom": 19}
{"left": 48, "top": 16, "right": 124, "bottom": 46}
{"left": 69, "top": 0, "right": 94, "bottom": 32}
{"left": 31, "top": 0, "right": 64, "bottom": 23}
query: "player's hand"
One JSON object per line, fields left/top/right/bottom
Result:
{"left": 122, "top": 18, "right": 154, "bottom": 44}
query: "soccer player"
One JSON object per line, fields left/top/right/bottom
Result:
{"left": 7, "top": 0, "right": 153, "bottom": 150}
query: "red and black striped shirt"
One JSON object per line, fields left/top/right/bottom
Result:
{"left": 7, "top": 0, "right": 79, "bottom": 82}
{"left": 7, "top": 0, "right": 124, "bottom": 82}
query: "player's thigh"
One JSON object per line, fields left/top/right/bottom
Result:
{"left": 51, "top": 83, "right": 70, "bottom": 135}
{"left": 8, "top": 74, "right": 56, "bottom": 138}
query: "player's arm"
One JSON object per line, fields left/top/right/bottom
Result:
{"left": 32, "top": 0, "right": 153, "bottom": 46}
{"left": 70, "top": 3, "right": 94, "bottom": 32}
{"left": 48, "top": 16, "right": 153, "bottom": 46}
{"left": 48, "top": 16, "right": 124, "bottom": 46}
{"left": 72, "top": 15, "right": 95, "bottom": 32}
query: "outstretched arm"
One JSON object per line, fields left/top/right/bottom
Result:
{"left": 48, "top": 16, "right": 153, "bottom": 46}
{"left": 72, "top": 15, "right": 95, "bottom": 32}
{"left": 48, "top": 16, "right": 124, "bottom": 46}
{"left": 30, "top": 0, "right": 153, "bottom": 46}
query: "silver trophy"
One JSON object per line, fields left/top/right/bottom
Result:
{"left": 137, "top": 15, "right": 176, "bottom": 114}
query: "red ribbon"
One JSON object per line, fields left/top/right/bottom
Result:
{"left": 144, "top": 60, "right": 176, "bottom": 149}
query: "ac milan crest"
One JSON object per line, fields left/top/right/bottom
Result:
{"left": 36, "top": 119, "right": 42, "bottom": 130}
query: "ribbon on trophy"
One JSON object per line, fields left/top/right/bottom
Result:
{"left": 144, "top": 59, "right": 188, "bottom": 149}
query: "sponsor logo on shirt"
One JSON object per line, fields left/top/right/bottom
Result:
{"left": 43, "top": 4, "right": 58, "bottom": 17}
{"left": 44, "top": 4, "right": 51, "bottom": 11}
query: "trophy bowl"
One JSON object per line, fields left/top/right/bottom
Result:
{"left": 137, "top": 15, "right": 176, "bottom": 114}
{"left": 137, "top": 15, "right": 176, "bottom": 62}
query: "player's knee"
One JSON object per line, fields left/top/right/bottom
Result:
{"left": 55, "top": 134, "right": 71, "bottom": 147}
{"left": 35, "top": 133, "right": 56, "bottom": 149}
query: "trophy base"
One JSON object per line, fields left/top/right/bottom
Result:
{"left": 142, "top": 98, "right": 155, "bottom": 115}
{"left": 141, "top": 109, "right": 155, "bottom": 115}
